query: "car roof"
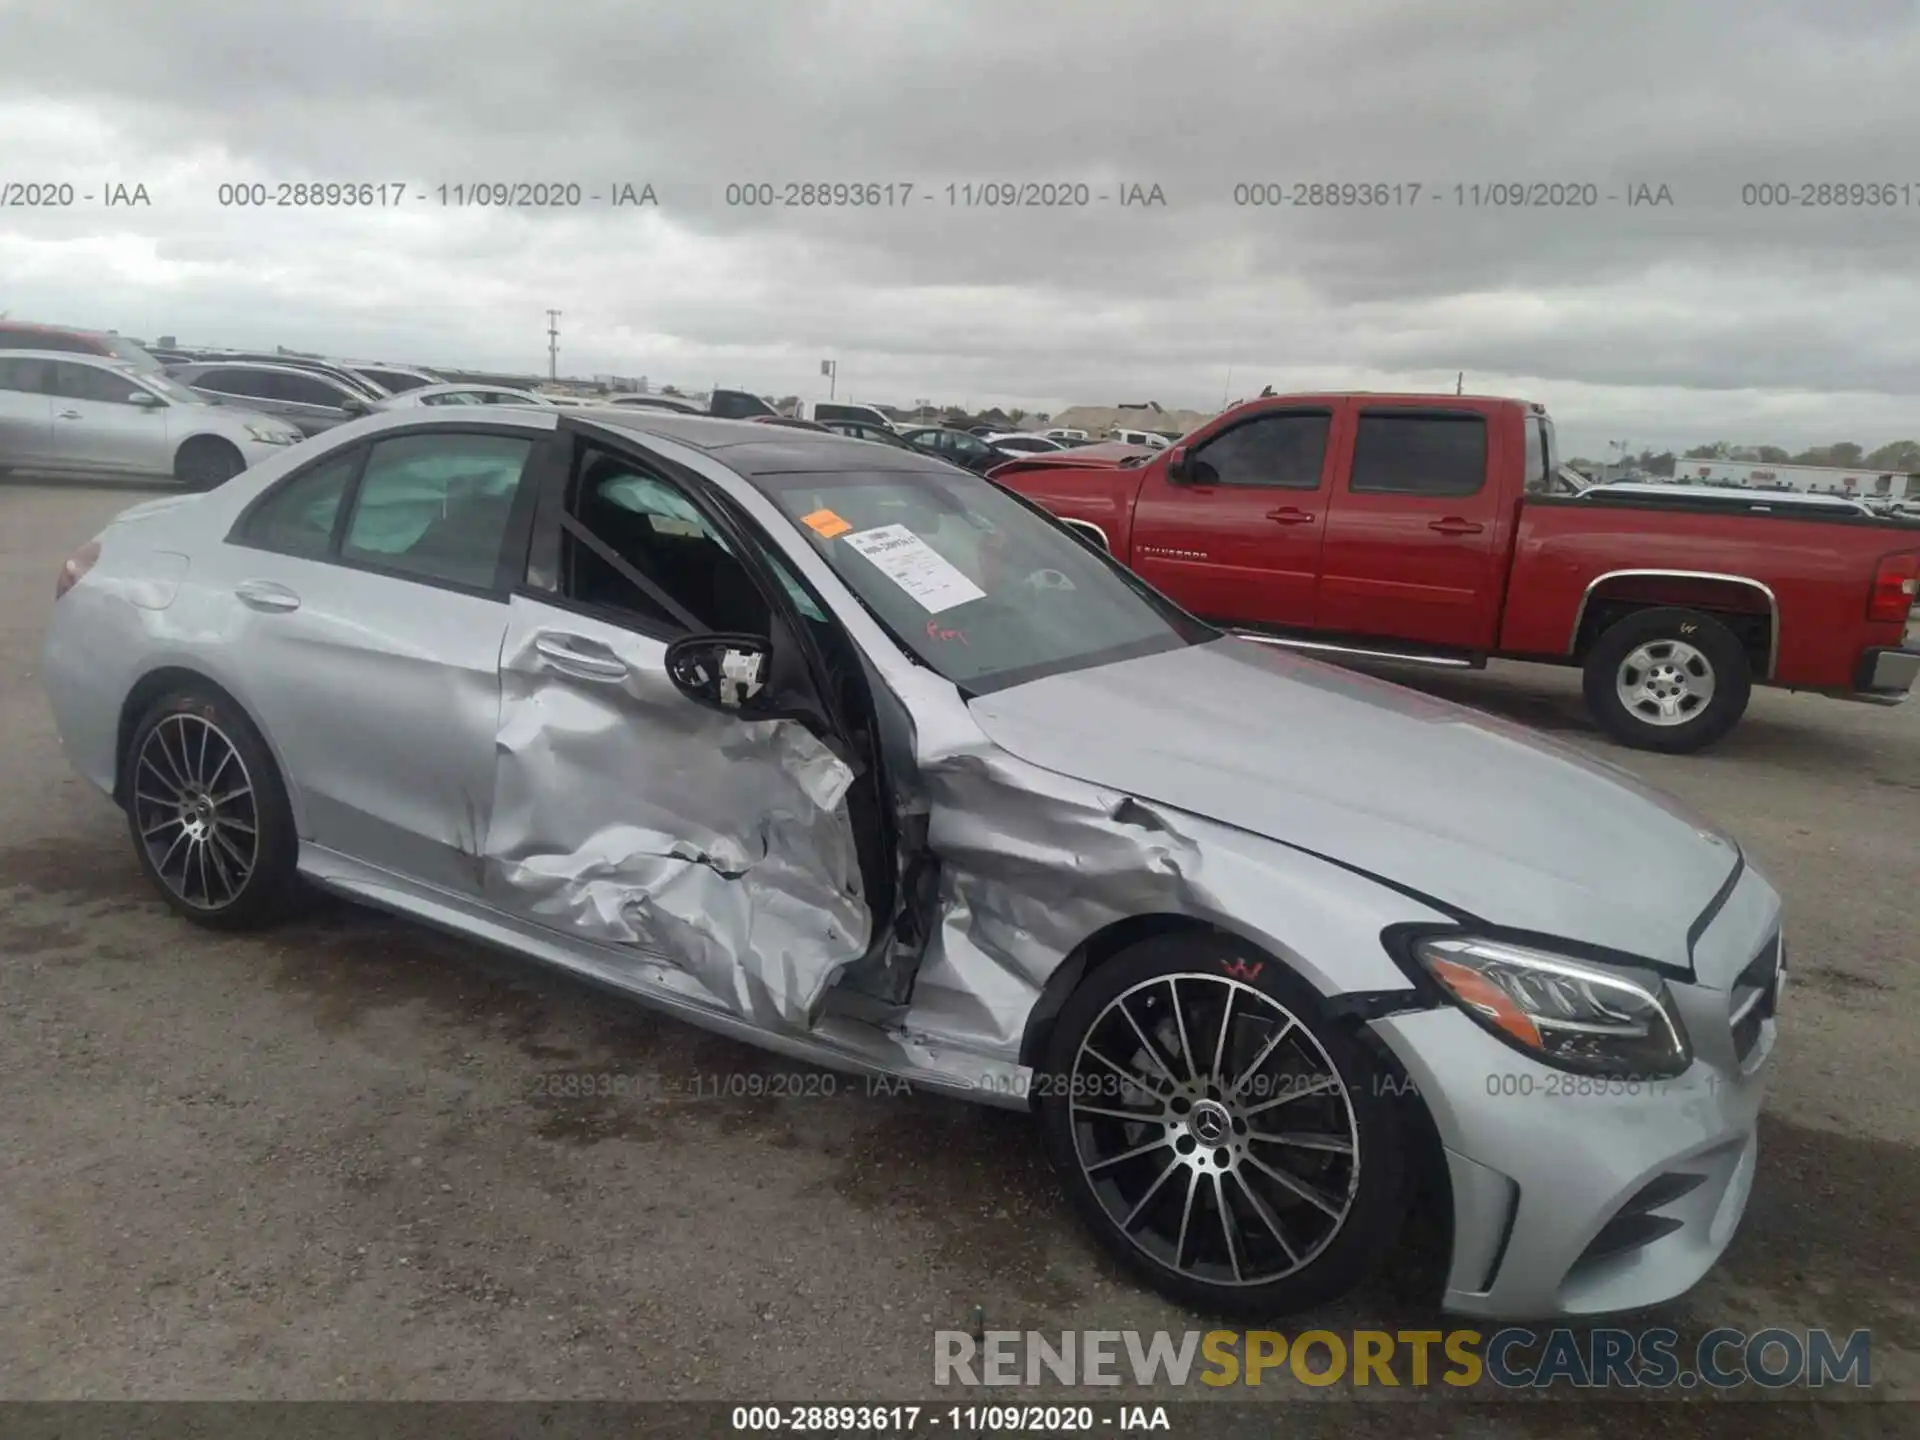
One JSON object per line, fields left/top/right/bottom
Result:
{"left": 174, "top": 359, "right": 351, "bottom": 378}
{"left": 0, "top": 322, "right": 111, "bottom": 339}
{"left": 571, "top": 407, "right": 957, "bottom": 476}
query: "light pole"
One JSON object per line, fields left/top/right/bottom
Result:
{"left": 821, "top": 358, "right": 837, "bottom": 401}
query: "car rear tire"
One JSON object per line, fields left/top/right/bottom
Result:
{"left": 1581, "top": 607, "right": 1752, "bottom": 753}
{"left": 1037, "top": 933, "right": 1408, "bottom": 1318}
{"left": 124, "top": 686, "right": 304, "bottom": 930}
{"left": 174, "top": 437, "right": 245, "bottom": 492}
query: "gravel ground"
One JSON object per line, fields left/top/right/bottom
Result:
{"left": 1, "top": 479, "right": 1916, "bottom": 1431}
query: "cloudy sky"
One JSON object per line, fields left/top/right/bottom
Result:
{"left": 4, "top": 0, "right": 1920, "bottom": 457}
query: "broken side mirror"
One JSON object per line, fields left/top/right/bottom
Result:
{"left": 664, "top": 633, "right": 774, "bottom": 715}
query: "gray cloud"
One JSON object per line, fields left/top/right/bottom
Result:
{"left": 4, "top": 0, "right": 1920, "bottom": 456}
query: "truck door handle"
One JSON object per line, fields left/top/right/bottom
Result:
{"left": 1428, "top": 517, "right": 1485, "bottom": 535}
{"left": 234, "top": 580, "right": 302, "bottom": 612}
{"left": 534, "top": 633, "right": 630, "bottom": 681}
{"left": 1265, "top": 506, "right": 1315, "bottom": 525}
{"left": 58, "top": 409, "right": 83, "bottom": 420}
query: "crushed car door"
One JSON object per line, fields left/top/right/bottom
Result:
{"left": 481, "top": 438, "right": 876, "bottom": 1031}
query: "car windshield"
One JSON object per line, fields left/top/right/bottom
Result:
{"left": 752, "top": 468, "right": 1213, "bottom": 693}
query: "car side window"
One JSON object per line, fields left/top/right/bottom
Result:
{"left": 561, "top": 450, "right": 806, "bottom": 635}
{"left": 239, "top": 449, "right": 364, "bottom": 558}
{"left": 49, "top": 362, "right": 144, "bottom": 404}
{"left": 1349, "top": 412, "right": 1488, "bottom": 497}
{"left": 200, "top": 369, "right": 268, "bottom": 398}
{"left": 332, "top": 432, "right": 535, "bottom": 587}
{"left": 270, "top": 372, "right": 348, "bottom": 408}
{"left": 1189, "top": 412, "right": 1330, "bottom": 488}
{"left": 0, "top": 357, "right": 54, "bottom": 394}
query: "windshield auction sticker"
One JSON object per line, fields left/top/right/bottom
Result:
{"left": 801, "top": 507, "right": 853, "bottom": 538}
{"left": 841, "top": 524, "right": 986, "bottom": 613}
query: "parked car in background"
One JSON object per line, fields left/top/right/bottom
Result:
{"left": 168, "top": 352, "right": 391, "bottom": 401}
{"left": 990, "top": 391, "right": 1920, "bottom": 752}
{"left": 751, "top": 415, "right": 830, "bottom": 431}
{"left": 899, "top": 425, "right": 1016, "bottom": 474}
{"left": 345, "top": 364, "right": 445, "bottom": 394}
{"left": 707, "top": 388, "right": 779, "bottom": 421}
{"left": 1042, "top": 428, "right": 1091, "bottom": 445}
{"left": 167, "top": 361, "right": 381, "bottom": 437}
{"left": 0, "top": 322, "right": 164, "bottom": 373}
{"left": 606, "top": 395, "right": 705, "bottom": 415}
{"left": 985, "top": 433, "right": 1063, "bottom": 454}
{"left": 374, "top": 383, "right": 556, "bottom": 410}
{"left": 0, "top": 351, "right": 303, "bottom": 488}
{"left": 1110, "top": 428, "right": 1172, "bottom": 451}
{"left": 42, "top": 405, "right": 1782, "bottom": 1322}
{"left": 818, "top": 419, "right": 929, "bottom": 454}
{"left": 808, "top": 402, "right": 896, "bottom": 431}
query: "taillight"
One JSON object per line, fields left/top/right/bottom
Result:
{"left": 1869, "top": 550, "right": 1920, "bottom": 623}
{"left": 55, "top": 538, "right": 100, "bottom": 600}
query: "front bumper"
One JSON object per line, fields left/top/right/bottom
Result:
{"left": 1850, "top": 644, "right": 1920, "bottom": 703}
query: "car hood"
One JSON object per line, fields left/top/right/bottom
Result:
{"left": 965, "top": 638, "right": 1739, "bottom": 972}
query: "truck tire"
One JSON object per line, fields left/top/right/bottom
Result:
{"left": 1582, "top": 607, "right": 1751, "bottom": 753}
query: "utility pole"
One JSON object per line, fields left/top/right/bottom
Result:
{"left": 1222, "top": 367, "right": 1233, "bottom": 408}
{"left": 1456, "top": 371, "right": 1463, "bottom": 395}
{"left": 546, "top": 310, "right": 561, "bottom": 382}
{"left": 821, "top": 358, "right": 837, "bottom": 400}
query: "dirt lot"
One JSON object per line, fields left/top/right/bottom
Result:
{"left": 2, "top": 480, "right": 1917, "bottom": 1427}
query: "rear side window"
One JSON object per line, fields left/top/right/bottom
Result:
{"left": 198, "top": 369, "right": 269, "bottom": 398}
{"left": 1189, "top": 411, "right": 1330, "bottom": 488}
{"left": 241, "top": 450, "right": 362, "bottom": 558}
{"left": 340, "top": 432, "right": 536, "bottom": 587}
{"left": 1350, "top": 412, "right": 1487, "bottom": 497}
{"left": 50, "top": 362, "right": 145, "bottom": 404}
{"left": 1523, "top": 417, "right": 1548, "bottom": 493}
{"left": 267, "top": 372, "right": 347, "bottom": 407}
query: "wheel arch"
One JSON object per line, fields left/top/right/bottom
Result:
{"left": 112, "top": 665, "right": 298, "bottom": 826}
{"left": 1571, "top": 570, "right": 1777, "bottom": 679}
{"left": 1019, "top": 909, "right": 1455, "bottom": 1307}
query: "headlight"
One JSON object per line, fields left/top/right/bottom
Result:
{"left": 1411, "top": 935, "right": 1692, "bottom": 1078}
{"left": 244, "top": 423, "right": 297, "bottom": 444}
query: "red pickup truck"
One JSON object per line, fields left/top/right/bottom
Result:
{"left": 988, "top": 392, "right": 1920, "bottom": 752}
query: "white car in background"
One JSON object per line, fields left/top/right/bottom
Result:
{"left": 1111, "top": 428, "right": 1172, "bottom": 450}
{"left": 984, "top": 432, "right": 1064, "bottom": 454}
{"left": 0, "top": 350, "right": 304, "bottom": 489}
{"left": 373, "top": 383, "right": 557, "bottom": 410}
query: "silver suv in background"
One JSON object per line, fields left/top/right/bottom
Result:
{"left": 167, "top": 361, "right": 381, "bottom": 436}
{"left": 0, "top": 351, "right": 303, "bottom": 488}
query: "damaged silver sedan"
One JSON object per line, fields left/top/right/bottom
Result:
{"left": 42, "top": 406, "right": 1781, "bottom": 1320}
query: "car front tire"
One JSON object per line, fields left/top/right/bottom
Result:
{"left": 1038, "top": 934, "right": 1408, "bottom": 1318}
{"left": 174, "top": 436, "right": 245, "bottom": 491}
{"left": 124, "top": 686, "right": 304, "bottom": 929}
{"left": 1582, "top": 606, "right": 1752, "bottom": 753}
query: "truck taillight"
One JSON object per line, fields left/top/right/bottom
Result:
{"left": 55, "top": 539, "right": 100, "bottom": 600}
{"left": 1868, "top": 550, "right": 1919, "bottom": 623}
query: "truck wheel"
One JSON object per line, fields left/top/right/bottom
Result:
{"left": 1582, "top": 607, "right": 1751, "bottom": 753}
{"left": 1037, "top": 934, "right": 1407, "bottom": 1318}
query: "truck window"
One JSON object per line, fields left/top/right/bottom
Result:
{"left": 1189, "top": 412, "right": 1330, "bottom": 489}
{"left": 1523, "top": 416, "right": 1549, "bottom": 493}
{"left": 1350, "top": 412, "right": 1487, "bottom": 497}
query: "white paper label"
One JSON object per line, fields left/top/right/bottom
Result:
{"left": 840, "top": 524, "right": 986, "bottom": 614}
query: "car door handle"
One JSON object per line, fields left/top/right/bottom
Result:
{"left": 1428, "top": 517, "right": 1485, "bottom": 535}
{"left": 534, "top": 634, "right": 630, "bottom": 681}
{"left": 234, "top": 580, "right": 302, "bottom": 612}
{"left": 57, "top": 409, "right": 83, "bottom": 420}
{"left": 1265, "top": 506, "right": 1315, "bottom": 525}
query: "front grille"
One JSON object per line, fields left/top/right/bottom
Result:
{"left": 1730, "top": 931, "right": 1785, "bottom": 1063}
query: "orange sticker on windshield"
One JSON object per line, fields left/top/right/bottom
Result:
{"left": 802, "top": 508, "right": 852, "bottom": 538}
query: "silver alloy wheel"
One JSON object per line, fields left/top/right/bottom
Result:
{"left": 131, "top": 713, "right": 259, "bottom": 910}
{"left": 1068, "top": 974, "right": 1360, "bottom": 1286}
{"left": 1616, "top": 638, "right": 1717, "bottom": 727}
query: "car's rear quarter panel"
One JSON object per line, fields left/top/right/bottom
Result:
{"left": 1500, "top": 503, "right": 1915, "bottom": 687}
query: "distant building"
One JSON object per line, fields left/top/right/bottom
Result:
{"left": 1675, "top": 459, "right": 1919, "bottom": 500}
